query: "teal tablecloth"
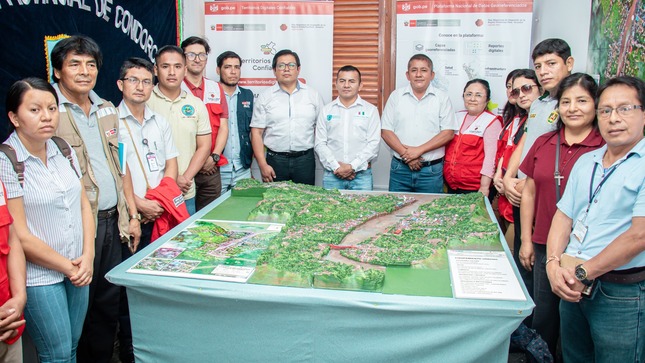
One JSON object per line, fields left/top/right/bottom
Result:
{"left": 107, "top": 191, "right": 534, "bottom": 362}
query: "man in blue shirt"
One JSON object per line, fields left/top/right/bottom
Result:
{"left": 546, "top": 76, "right": 645, "bottom": 362}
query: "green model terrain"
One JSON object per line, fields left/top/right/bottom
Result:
{"left": 233, "top": 179, "right": 501, "bottom": 295}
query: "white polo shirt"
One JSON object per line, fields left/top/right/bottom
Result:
{"left": 381, "top": 84, "right": 458, "bottom": 162}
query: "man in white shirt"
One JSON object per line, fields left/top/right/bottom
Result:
{"left": 315, "top": 65, "right": 380, "bottom": 190}
{"left": 381, "top": 54, "right": 457, "bottom": 193}
{"left": 251, "top": 49, "right": 324, "bottom": 185}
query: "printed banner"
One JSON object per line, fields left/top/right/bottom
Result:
{"left": 0, "top": 1, "right": 179, "bottom": 141}
{"left": 204, "top": 0, "right": 334, "bottom": 102}
{"left": 396, "top": 0, "right": 534, "bottom": 114}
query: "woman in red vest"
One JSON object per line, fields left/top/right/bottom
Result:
{"left": 444, "top": 79, "right": 502, "bottom": 198}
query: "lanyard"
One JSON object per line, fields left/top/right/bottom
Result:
{"left": 586, "top": 153, "right": 632, "bottom": 210}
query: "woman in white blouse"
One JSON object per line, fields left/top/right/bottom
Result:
{"left": 0, "top": 78, "right": 94, "bottom": 363}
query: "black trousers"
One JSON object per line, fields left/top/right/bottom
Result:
{"left": 77, "top": 212, "right": 122, "bottom": 363}
{"left": 118, "top": 222, "right": 153, "bottom": 363}
{"left": 266, "top": 148, "right": 315, "bottom": 185}
{"left": 513, "top": 205, "right": 534, "bottom": 326}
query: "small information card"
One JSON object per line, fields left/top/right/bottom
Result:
{"left": 448, "top": 250, "right": 526, "bottom": 301}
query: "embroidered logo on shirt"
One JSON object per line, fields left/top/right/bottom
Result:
{"left": 173, "top": 194, "right": 185, "bottom": 207}
{"left": 242, "top": 101, "right": 251, "bottom": 108}
{"left": 547, "top": 110, "right": 559, "bottom": 124}
{"left": 182, "top": 105, "right": 195, "bottom": 116}
{"left": 105, "top": 128, "right": 117, "bottom": 137}
{"left": 206, "top": 93, "right": 220, "bottom": 103}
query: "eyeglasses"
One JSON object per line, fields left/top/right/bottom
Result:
{"left": 463, "top": 92, "right": 485, "bottom": 99}
{"left": 121, "top": 77, "right": 153, "bottom": 87}
{"left": 596, "top": 105, "right": 643, "bottom": 119}
{"left": 185, "top": 52, "right": 208, "bottom": 61}
{"left": 277, "top": 62, "right": 297, "bottom": 71}
{"left": 510, "top": 84, "right": 538, "bottom": 98}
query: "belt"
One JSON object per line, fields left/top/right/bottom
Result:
{"left": 97, "top": 207, "right": 118, "bottom": 219}
{"left": 267, "top": 148, "right": 311, "bottom": 158}
{"left": 599, "top": 266, "right": 645, "bottom": 284}
{"left": 394, "top": 156, "right": 443, "bottom": 167}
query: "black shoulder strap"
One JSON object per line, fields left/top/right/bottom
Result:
{"left": 0, "top": 144, "right": 25, "bottom": 188}
{"left": 51, "top": 136, "right": 80, "bottom": 179}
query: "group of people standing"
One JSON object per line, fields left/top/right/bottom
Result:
{"left": 0, "top": 32, "right": 642, "bottom": 363}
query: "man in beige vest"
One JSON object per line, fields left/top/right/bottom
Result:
{"left": 51, "top": 35, "right": 141, "bottom": 363}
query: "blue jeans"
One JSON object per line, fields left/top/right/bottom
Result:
{"left": 388, "top": 157, "right": 443, "bottom": 193}
{"left": 322, "top": 169, "right": 373, "bottom": 191}
{"left": 25, "top": 279, "right": 89, "bottom": 363}
{"left": 560, "top": 280, "right": 645, "bottom": 362}
{"left": 220, "top": 167, "right": 252, "bottom": 192}
{"left": 185, "top": 197, "right": 196, "bottom": 216}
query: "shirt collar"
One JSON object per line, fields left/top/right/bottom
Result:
{"left": 53, "top": 83, "right": 104, "bottom": 109}
{"left": 550, "top": 128, "right": 605, "bottom": 147}
{"left": 402, "top": 83, "right": 436, "bottom": 99}
{"left": 152, "top": 85, "right": 187, "bottom": 102}
{"left": 183, "top": 78, "right": 204, "bottom": 93}
{"left": 117, "top": 101, "right": 155, "bottom": 124}
{"left": 332, "top": 95, "right": 364, "bottom": 109}
{"left": 7, "top": 131, "right": 61, "bottom": 163}
{"left": 271, "top": 80, "right": 305, "bottom": 94}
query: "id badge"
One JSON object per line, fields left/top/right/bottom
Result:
{"left": 146, "top": 152, "right": 159, "bottom": 172}
{"left": 572, "top": 218, "right": 588, "bottom": 243}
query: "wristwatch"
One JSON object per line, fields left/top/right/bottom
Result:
{"left": 211, "top": 153, "right": 220, "bottom": 163}
{"left": 130, "top": 213, "right": 141, "bottom": 221}
{"left": 575, "top": 264, "right": 593, "bottom": 286}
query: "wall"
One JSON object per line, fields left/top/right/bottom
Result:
{"left": 181, "top": 0, "right": 592, "bottom": 190}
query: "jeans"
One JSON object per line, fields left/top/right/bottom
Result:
{"left": 388, "top": 157, "right": 443, "bottom": 193}
{"left": 322, "top": 169, "right": 373, "bottom": 191}
{"left": 25, "top": 280, "right": 89, "bottom": 363}
{"left": 185, "top": 197, "right": 196, "bottom": 216}
{"left": 77, "top": 213, "right": 121, "bottom": 363}
{"left": 266, "top": 149, "right": 315, "bottom": 185}
{"left": 560, "top": 280, "right": 645, "bottom": 363}
{"left": 221, "top": 167, "right": 252, "bottom": 192}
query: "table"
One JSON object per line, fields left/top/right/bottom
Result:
{"left": 107, "top": 191, "right": 534, "bottom": 362}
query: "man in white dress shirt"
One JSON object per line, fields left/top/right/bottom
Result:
{"left": 315, "top": 65, "right": 380, "bottom": 190}
{"left": 251, "top": 49, "right": 324, "bottom": 185}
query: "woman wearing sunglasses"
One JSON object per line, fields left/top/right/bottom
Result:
{"left": 444, "top": 79, "right": 502, "bottom": 198}
{"left": 518, "top": 73, "right": 604, "bottom": 358}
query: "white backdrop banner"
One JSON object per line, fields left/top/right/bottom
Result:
{"left": 396, "top": 0, "right": 534, "bottom": 114}
{"left": 204, "top": 0, "right": 334, "bottom": 102}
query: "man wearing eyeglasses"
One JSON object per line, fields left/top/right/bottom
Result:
{"left": 251, "top": 49, "right": 324, "bottom": 185}
{"left": 147, "top": 45, "right": 212, "bottom": 215}
{"left": 180, "top": 36, "right": 229, "bottom": 210}
{"left": 50, "top": 35, "right": 141, "bottom": 363}
{"left": 545, "top": 76, "right": 645, "bottom": 363}
{"left": 381, "top": 53, "right": 458, "bottom": 193}
{"left": 115, "top": 57, "right": 179, "bottom": 363}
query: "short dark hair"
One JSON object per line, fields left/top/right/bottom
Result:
{"left": 155, "top": 45, "right": 185, "bottom": 64}
{"left": 597, "top": 76, "right": 645, "bottom": 109}
{"left": 531, "top": 38, "right": 571, "bottom": 63}
{"left": 6, "top": 77, "right": 59, "bottom": 133}
{"left": 555, "top": 73, "right": 599, "bottom": 129}
{"left": 217, "top": 51, "right": 242, "bottom": 68}
{"left": 180, "top": 36, "right": 211, "bottom": 54}
{"left": 463, "top": 78, "right": 491, "bottom": 101}
{"left": 407, "top": 54, "right": 433, "bottom": 71}
{"left": 337, "top": 65, "right": 362, "bottom": 83}
{"left": 51, "top": 35, "right": 103, "bottom": 82}
{"left": 272, "top": 49, "right": 300, "bottom": 70}
{"left": 119, "top": 57, "right": 154, "bottom": 80}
